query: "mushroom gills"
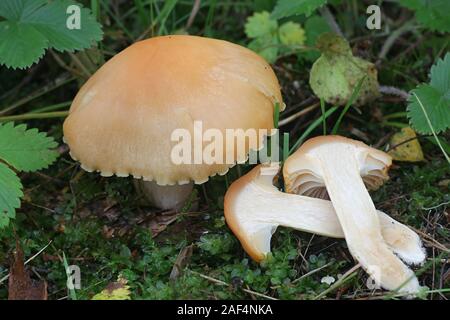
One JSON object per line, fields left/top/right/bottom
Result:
{"left": 225, "top": 165, "right": 425, "bottom": 266}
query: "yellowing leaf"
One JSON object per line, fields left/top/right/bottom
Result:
{"left": 388, "top": 127, "right": 424, "bottom": 162}
{"left": 279, "top": 22, "right": 305, "bottom": 46}
{"left": 91, "top": 277, "right": 131, "bottom": 300}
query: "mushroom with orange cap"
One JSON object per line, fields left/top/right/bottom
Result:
{"left": 283, "top": 135, "right": 422, "bottom": 294}
{"left": 63, "top": 35, "right": 283, "bottom": 210}
{"left": 224, "top": 163, "right": 425, "bottom": 265}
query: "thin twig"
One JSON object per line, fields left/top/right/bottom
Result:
{"left": 279, "top": 103, "right": 319, "bottom": 127}
{"left": 186, "top": 0, "right": 201, "bottom": 29}
{"left": 0, "top": 240, "right": 53, "bottom": 285}
{"left": 188, "top": 270, "right": 278, "bottom": 300}
{"left": 292, "top": 261, "right": 334, "bottom": 284}
{"left": 320, "top": 6, "right": 343, "bottom": 37}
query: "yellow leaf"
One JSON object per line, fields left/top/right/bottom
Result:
{"left": 91, "top": 277, "right": 131, "bottom": 300}
{"left": 388, "top": 127, "right": 424, "bottom": 162}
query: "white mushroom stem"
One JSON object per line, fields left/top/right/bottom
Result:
{"left": 134, "top": 180, "right": 194, "bottom": 210}
{"left": 317, "top": 157, "right": 420, "bottom": 293}
{"left": 225, "top": 165, "right": 425, "bottom": 265}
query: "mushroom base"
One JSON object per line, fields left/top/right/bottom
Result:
{"left": 134, "top": 180, "right": 194, "bottom": 210}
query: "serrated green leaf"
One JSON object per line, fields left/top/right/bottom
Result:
{"left": 271, "top": 0, "right": 327, "bottom": 20}
{"left": 0, "top": 162, "right": 23, "bottom": 228}
{"left": 407, "top": 84, "right": 450, "bottom": 134}
{"left": 244, "top": 11, "right": 278, "bottom": 38}
{"left": 430, "top": 53, "right": 450, "bottom": 96}
{"left": 0, "top": 21, "right": 47, "bottom": 69}
{"left": 407, "top": 53, "right": 450, "bottom": 134}
{"left": 279, "top": 22, "right": 305, "bottom": 46}
{"left": 0, "top": 0, "right": 103, "bottom": 69}
{"left": 400, "top": 0, "right": 450, "bottom": 32}
{"left": 0, "top": 122, "right": 58, "bottom": 172}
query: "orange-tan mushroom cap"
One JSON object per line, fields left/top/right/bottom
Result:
{"left": 63, "top": 35, "right": 283, "bottom": 185}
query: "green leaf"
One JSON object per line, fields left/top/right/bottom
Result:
{"left": 407, "top": 85, "right": 450, "bottom": 134}
{"left": 248, "top": 34, "right": 279, "bottom": 63}
{"left": 271, "top": 0, "right": 327, "bottom": 20}
{"left": 309, "top": 33, "right": 380, "bottom": 106}
{"left": 430, "top": 53, "right": 450, "bottom": 96}
{"left": 407, "top": 53, "right": 450, "bottom": 134}
{"left": 0, "top": 21, "right": 47, "bottom": 69}
{"left": 0, "top": 0, "right": 103, "bottom": 69}
{"left": 244, "top": 11, "right": 278, "bottom": 38}
{"left": 0, "top": 162, "right": 23, "bottom": 228}
{"left": 278, "top": 22, "right": 305, "bottom": 46}
{"left": 399, "top": 0, "right": 450, "bottom": 32}
{"left": 0, "top": 122, "right": 59, "bottom": 172}
{"left": 303, "top": 15, "right": 331, "bottom": 61}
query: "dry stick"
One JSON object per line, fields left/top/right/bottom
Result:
{"left": 412, "top": 228, "right": 450, "bottom": 253}
{"left": 186, "top": 0, "right": 201, "bottom": 29}
{"left": 313, "top": 264, "right": 361, "bottom": 300}
{"left": 0, "top": 240, "right": 53, "bottom": 285}
{"left": 278, "top": 103, "right": 319, "bottom": 127}
{"left": 378, "top": 20, "right": 416, "bottom": 61}
{"left": 320, "top": 6, "right": 343, "bottom": 37}
{"left": 379, "top": 85, "right": 409, "bottom": 100}
{"left": 188, "top": 270, "right": 278, "bottom": 300}
{"left": 292, "top": 261, "right": 334, "bottom": 284}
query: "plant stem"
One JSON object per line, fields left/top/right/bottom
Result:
{"left": 0, "top": 111, "right": 69, "bottom": 122}
{"left": 412, "top": 92, "right": 450, "bottom": 164}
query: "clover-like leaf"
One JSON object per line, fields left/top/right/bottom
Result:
{"left": 272, "top": 0, "right": 327, "bottom": 20}
{"left": 244, "top": 11, "right": 278, "bottom": 38}
{"left": 407, "top": 53, "right": 450, "bottom": 134}
{"left": 248, "top": 34, "right": 279, "bottom": 63}
{"left": 0, "top": 122, "right": 59, "bottom": 172}
{"left": 0, "top": 0, "right": 103, "bottom": 69}
{"left": 279, "top": 22, "right": 305, "bottom": 46}
{"left": 0, "top": 162, "right": 23, "bottom": 228}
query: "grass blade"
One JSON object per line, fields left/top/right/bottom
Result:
{"left": 331, "top": 76, "right": 366, "bottom": 135}
{"left": 289, "top": 106, "right": 339, "bottom": 154}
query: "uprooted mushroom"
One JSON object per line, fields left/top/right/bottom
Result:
{"left": 225, "top": 135, "right": 425, "bottom": 295}
{"left": 283, "top": 135, "right": 423, "bottom": 294}
{"left": 224, "top": 163, "right": 425, "bottom": 265}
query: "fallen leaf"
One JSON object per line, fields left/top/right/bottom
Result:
{"left": 388, "top": 127, "right": 424, "bottom": 162}
{"left": 8, "top": 241, "right": 47, "bottom": 300}
{"left": 91, "top": 276, "right": 131, "bottom": 300}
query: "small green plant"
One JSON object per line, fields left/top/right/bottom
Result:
{"left": 271, "top": 0, "right": 327, "bottom": 20}
{"left": 400, "top": 0, "right": 450, "bottom": 32}
{"left": 407, "top": 52, "right": 450, "bottom": 135}
{"left": 244, "top": 11, "right": 305, "bottom": 63}
{"left": 0, "top": 0, "right": 103, "bottom": 69}
{"left": 0, "top": 122, "right": 58, "bottom": 228}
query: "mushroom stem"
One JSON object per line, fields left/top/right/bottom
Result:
{"left": 134, "top": 180, "right": 194, "bottom": 210}
{"left": 225, "top": 165, "right": 425, "bottom": 265}
{"left": 319, "top": 159, "right": 420, "bottom": 293}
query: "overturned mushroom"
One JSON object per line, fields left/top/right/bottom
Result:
{"left": 63, "top": 35, "right": 283, "bottom": 210}
{"left": 283, "top": 135, "right": 422, "bottom": 294}
{"left": 224, "top": 163, "right": 425, "bottom": 264}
